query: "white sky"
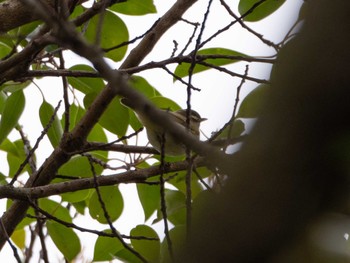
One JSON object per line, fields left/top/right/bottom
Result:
{"left": 0, "top": 0, "right": 303, "bottom": 262}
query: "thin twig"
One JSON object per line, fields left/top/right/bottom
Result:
{"left": 159, "top": 134, "right": 174, "bottom": 261}
{"left": 10, "top": 100, "right": 62, "bottom": 185}
{"left": 87, "top": 156, "right": 148, "bottom": 263}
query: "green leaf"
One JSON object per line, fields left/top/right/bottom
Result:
{"left": 237, "top": 84, "right": 269, "bottom": 118}
{"left": 149, "top": 96, "right": 181, "bottom": 112}
{"left": 0, "top": 139, "right": 33, "bottom": 177}
{"left": 218, "top": 119, "right": 245, "bottom": 139}
{"left": 129, "top": 75, "right": 157, "bottom": 98}
{"left": 39, "top": 100, "right": 63, "bottom": 148}
{"left": 0, "top": 80, "right": 31, "bottom": 93}
{"left": 154, "top": 189, "right": 186, "bottom": 226}
{"left": 0, "top": 90, "right": 25, "bottom": 145}
{"left": 11, "top": 228, "right": 25, "bottom": 250}
{"left": 67, "top": 64, "right": 104, "bottom": 94}
{"left": 39, "top": 199, "right": 72, "bottom": 222}
{"left": 168, "top": 170, "right": 205, "bottom": 198}
{"left": 137, "top": 183, "right": 160, "bottom": 221}
{"left": 174, "top": 48, "right": 246, "bottom": 80}
{"left": 84, "top": 11, "right": 129, "bottom": 62}
{"left": 61, "top": 189, "right": 92, "bottom": 203}
{"left": 58, "top": 153, "right": 106, "bottom": 178}
{"left": 61, "top": 103, "right": 84, "bottom": 131}
{"left": 47, "top": 221, "right": 81, "bottom": 261}
{"left": 109, "top": 0, "right": 157, "bottom": 15}
{"left": 115, "top": 248, "right": 144, "bottom": 263}
{"left": 160, "top": 226, "right": 185, "bottom": 262}
{"left": 238, "top": 0, "right": 287, "bottom": 22}
{"left": 130, "top": 225, "right": 160, "bottom": 262}
{"left": 89, "top": 185, "right": 124, "bottom": 224}
{"left": 0, "top": 91, "right": 6, "bottom": 114}
{"left": 93, "top": 230, "right": 124, "bottom": 261}
{"left": 0, "top": 42, "right": 11, "bottom": 59}
{"left": 84, "top": 93, "right": 129, "bottom": 138}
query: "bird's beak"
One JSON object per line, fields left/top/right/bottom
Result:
{"left": 200, "top": 117, "right": 207, "bottom": 122}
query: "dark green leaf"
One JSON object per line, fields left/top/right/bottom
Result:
{"left": 130, "top": 225, "right": 160, "bottom": 262}
{"left": 67, "top": 64, "right": 104, "bottom": 94}
{"left": 47, "top": 221, "right": 81, "bottom": 261}
{"left": 161, "top": 226, "right": 185, "bottom": 262}
{"left": 0, "top": 139, "right": 32, "bottom": 177}
{"left": 137, "top": 183, "right": 160, "bottom": 221}
{"left": 218, "top": 119, "right": 245, "bottom": 139}
{"left": 109, "top": 0, "right": 157, "bottom": 15}
{"left": 58, "top": 153, "right": 106, "bottom": 178}
{"left": 129, "top": 75, "right": 157, "bottom": 98}
{"left": 84, "top": 11, "right": 129, "bottom": 62}
{"left": 0, "top": 91, "right": 6, "bottom": 114}
{"left": 237, "top": 84, "right": 269, "bottom": 118}
{"left": 168, "top": 170, "right": 206, "bottom": 198}
{"left": 0, "top": 80, "right": 31, "bottom": 93}
{"left": 0, "top": 90, "right": 25, "bottom": 145}
{"left": 39, "top": 100, "right": 63, "bottom": 148}
{"left": 84, "top": 93, "right": 129, "bottom": 138}
{"left": 0, "top": 42, "right": 11, "bottom": 59}
{"left": 93, "top": 230, "right": 124, "bottom": 261}
{"left": 238, "top": 0, "right": 286, "bottom": 22}
{"left": 174, "top": 48, "right": 246, "bottom": 80}
{"left": 89, "top": 185, "right": 124, "bottom": 224}
{"left": 39, "top": 199, "right": 72, "bottom": 222}
{"left": 154, "top": 189, "right": 186, "bottom": 226}
{"left": 61, "top": 189, "right": 92, "bottom": 203}
{"left": 115, "top": 247, "right": 144, "bottom": 263}
{"left": 149, "top": 96, "right": 181, "bottom": 112}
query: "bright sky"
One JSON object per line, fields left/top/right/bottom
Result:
{"left": 0, "top": 0, "right": 303, "bottom": 262}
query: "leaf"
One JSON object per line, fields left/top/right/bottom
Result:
{"left": 0, "top": 139, "right": 33, "bottom": 177}
{"left": 238, "top": 0, "right": 287, "bottom": 22}
{"left": 11, "top": 228, "right": 25, "bottom": 250}
{"left": 47, "top": 221, "right": 81, "bottom": 261}
{"left": 84, "top": 11, "right": 129, "bottom": 62}
{"left": 168, "top": 170, "right": 206, "bottom": 198}
{"left": 130, "top": 225, "right": 160, "bottom": 262}
{"left": 61, "top": 189, "right": 92, "bottom": 203}
{"left": 39, "top": 199, "right": 73, "bottom": 222}
{"left": 109, "top": 0, "right": 157, "bottom": 15}
{"left": 237, "top": 84, "right": 269, "bottom": 118}
{"left": 93, "top": 230, "right": 124, "bottom": 261}
{"left": 154, "top": 189, "right": 186, "bottom": 226}
{"left": 67, "top": 64, "right": 104, "bottom": 94}
{"left": 129, "top": 75, "right": 158, "bottom": 98}
{"left": 0, "top": 91, "right": 6, "bottom": 114}
{"left": 149, "top": 96, "right": 181, "bottom": 112}
{"left": 137, "top": 183, "right": 160, "bottom": 221}
{"left": 115, "top": 248, "right": 144, "bottom": 263}
{"left": 84, "top": 93, "right": 129, "bottom": 138}
{"left": 58, "top": 153, "right": 106, "bottom": 178}
{"left": 174, "top": 48, "right": 246, "bottom": 80}
{"left": 0, "top": 80, "right": 31, "bottom": 93}
{"left": 160, "top": 226, "right": 186, "bottom": 262}
{"left": 39, "top": 100, "right": 63, "bottom": 148}
{"left": 0, "top": 42, "right": 11, "bottom": 59}
{"left": 89, "top": 185, "right": 124, "bottom": 224}
{"left": 0, "top": 90, "right": 25, "bottom": 145}
{"left": 218, "top": 119, "right": 245, "bottom": 139}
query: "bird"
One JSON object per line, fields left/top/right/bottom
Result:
{"left": 121, "top": 98, "right": 206, "bottom": 156}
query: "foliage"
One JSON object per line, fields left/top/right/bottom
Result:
{"left": 0, "top": 0, "right": 303, "bottom": 262}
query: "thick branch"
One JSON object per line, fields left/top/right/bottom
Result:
{"left": 0, "top": 158, "right": 205, "bottom": 200}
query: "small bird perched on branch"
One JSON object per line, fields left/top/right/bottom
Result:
{"left": 121, "top": 98, "right": 206, "bottom": 156}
